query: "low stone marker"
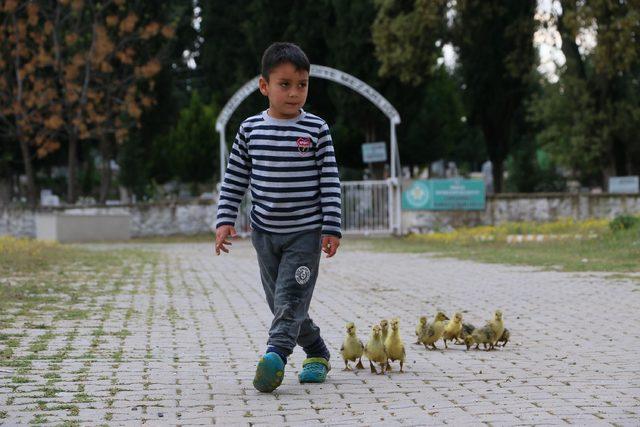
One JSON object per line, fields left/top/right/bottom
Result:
{"left": 36, "top": 209, "right": 131, "bottom": 243}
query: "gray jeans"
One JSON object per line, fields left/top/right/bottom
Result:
{"left": 251, "top": 228, "right": 323, "bottom": 356}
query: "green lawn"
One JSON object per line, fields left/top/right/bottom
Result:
{"left": 0, "top": 237, "right": 154, "bottom": 318}
{"left": 353, "top": 227, "right": 640, "bottom": 273}
{"left": 123, "top": 217, "right": 640, "bottom": 273}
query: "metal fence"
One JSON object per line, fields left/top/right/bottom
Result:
{"left": 230, "top": 179, "right": 394, "bottom": 236}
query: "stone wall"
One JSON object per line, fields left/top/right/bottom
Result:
{"left": 2, "top": 193, "right": 639, "bottom": 238}
{"left": 402, "top": 193, "right": 640, "bottom": 232}
{"left": 1, "top": 201, "right": 217, "bottom": 238}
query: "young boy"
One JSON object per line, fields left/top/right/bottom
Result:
{"left": 214, "top": 42, "right": 341, "bottom": 393}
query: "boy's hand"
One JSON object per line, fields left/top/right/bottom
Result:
{"left": 321, "top": 235, "right": 340, "bottom": 258}
{"left": 215, "top": 225, "right": 237, "bottom": 255}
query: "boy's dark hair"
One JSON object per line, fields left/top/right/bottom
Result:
{"left": 261, "top": 42, "right": 310, "bottom": 80}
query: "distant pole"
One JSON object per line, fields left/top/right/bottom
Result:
{"left": 390, "top": 121, "right": 396, "bottom": 182}
{"left": 217, "top": 129, "right": 226, "bottom": 190}
{"left": 389, "top": 121, "right": 402, "bottom": 234}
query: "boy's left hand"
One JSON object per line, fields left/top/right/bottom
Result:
{"left": 321, "top": 235, "right": 340, "bottom": 258}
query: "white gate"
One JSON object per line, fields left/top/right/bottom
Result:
{"left": 341, "top": 180, "right": 393, "bottom": 235}
{"left": 231, "top": 179, "right": 396, "bottom": 236}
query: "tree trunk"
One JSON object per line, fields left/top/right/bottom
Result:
{"left": 558, "top": 1, "right": 587, "bottom": 81}
{"left": 17, "top": 134, "right": 37, "bottom": 207}
{"left": 626, "top": 144, "right": 634, "bottom": 176}
{"left": 0, "top": 177, "right": 12, "bottom": 206}
{"left": 99, "top": 133, "right": 112, "bottom": 204}
{"left": 611, "top": 138, "right": 627, "bottom": 177}
{"left": 67, "top": 134, "right": 78, "bottom": 204}
{"left": 0, "top": 153, "right": 14, "bottom": 205}
{"left": 491, "top": 157, "right": 504, "bottom": 194}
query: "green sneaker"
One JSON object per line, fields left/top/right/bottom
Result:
{"left": 298, "top": 357, "right": 330, "bottom": 383}
{"left": 253, "top": 352, "right": 285, "bottom": 393}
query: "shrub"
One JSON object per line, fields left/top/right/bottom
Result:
{"left": 609, "top": 215, "right": 639, "bottom": 232}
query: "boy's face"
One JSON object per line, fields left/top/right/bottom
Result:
{"left": 259, "top": 62, "right": 309, "bottom": 119}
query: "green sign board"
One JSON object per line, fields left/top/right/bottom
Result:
{"left": 402, "top": 179, "right": 486, "bottom": 210}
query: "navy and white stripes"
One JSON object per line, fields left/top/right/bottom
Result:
{"left": 216, "top": 110, "right": 342, "bottom": 237}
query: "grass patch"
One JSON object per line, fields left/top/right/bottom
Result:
{"left": 132, "top": 233, "right": 212, "bottom": 244}
{"left": 355, "top": 218, "right": 640, "bottom": 272}
{"left": 1, "top": 238, "right": 154, "bottom": 307}
{"left": 24, "top": 323, "right": 51, "bottom": 330}
{"left": 41, "top": 386, "right": 61, "bottom": 398}
{"left": 47, "top": 403, "right": 77, "bottom": 412}
{"left": 73, "top": 392, "right": 92, "bottom": 403}
{"left": 413, "top": 217, "right": 609, "bottom": 242}
{"left": 0, "top": 237, "right": 69, "bottom": 275}
{"left": 29, "top": 414, "right": 48, "bottom": 424}
{"left": 1, "top": 358, "right": 31, "bottom": 368}
{"left": 54, "top": 309, "right": 89, "bottom": 321}
{"left": 1, "top": 237, "right": 156, "bottom": 372}
{"left": 28, "top": 332, "right": 55, "bottom": 353}
{"left": 0, "top": 333, "right": 25, "bottom": 341}
{"left": 0, "top": 347, "right": 13, "bottom": 359}
{"left": 5, "top": 338, "right": 20, "bottom": 347}
{"left": 112, "top": 329, "right": 130, "bottom": 338}
{"left": 166, "top": 307, "right": 181, "bottom": 321}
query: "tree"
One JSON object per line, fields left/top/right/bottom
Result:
{"left": 372, "top": 0, "right": 448, "bottom": 85}
{"left": 328, "top": 1, "right": 483, "bottom": 173}
{"left": 198, "top": 0, "right": 259, "bottom": 104}
{"left": 89, "top": 2, "right": 177, "bottom": 202}
{"left": 0, "top": 132, "right": 21, "bottom": 203}
{"left": 197, "top": 0, "right": 335, "bottom": 156}
{"left": 45, "top": 0, "right": 175, "bottom": 203}
{"left": 197, "top": 1, "right": 485, "bottom": 181}
{"left": 159, "top": 91, "right": 218, "bottom": 184}
{"left": 0, "top": 1, "right": 180, "bottom": 205}
{"left": 373, "top": 0, "right": 537, "bottom": 191}
{"left": 450, "top": 0, "right": 536, "bottom": 192}
{"left": 326, "top": 0, "right": 389, "bottom": 167}
{"left": 0, "top": 1, "right": 62, "bottom": 206}
{"left": 529, "top": 0, "right": 640, "bottom": 184}
{"left": 528, "top": 76, "right": 604, "bottom": 184}
{"left": 119, "top": 1, "right": 195, "bottom": 200}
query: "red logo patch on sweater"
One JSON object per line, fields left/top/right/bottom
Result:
{"left": 296, "top": 137, "right": 311, "bottom": 155}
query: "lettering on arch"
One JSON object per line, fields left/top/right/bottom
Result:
{"left": 216, "top": 65, "right": 401, "bottom": 132}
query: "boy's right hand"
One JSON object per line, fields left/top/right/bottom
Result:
{"left": 215, "top": 225, "right": 237, "bottom": 255}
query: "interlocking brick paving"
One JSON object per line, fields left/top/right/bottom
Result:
{"left": 1, "top": 239, "right": 639, "bottom": 425}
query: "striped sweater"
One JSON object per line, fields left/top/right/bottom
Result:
{"left": 216, "top": 109, "right": 342, "bottom": 237}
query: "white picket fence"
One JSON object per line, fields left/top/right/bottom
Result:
{"left": 232, "top": 179, "right": 395, "bottom": 236}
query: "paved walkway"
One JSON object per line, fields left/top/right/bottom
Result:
{"left": 1, "top": 240, "right": 639, "bottom": 425}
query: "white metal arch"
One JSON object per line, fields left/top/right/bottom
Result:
{"left": 215, "top": 64, "right": 402, "bottom": 234}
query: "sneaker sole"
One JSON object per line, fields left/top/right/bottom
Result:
{"left": 253, "top": 356, "right": 284, "bottom": 392}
